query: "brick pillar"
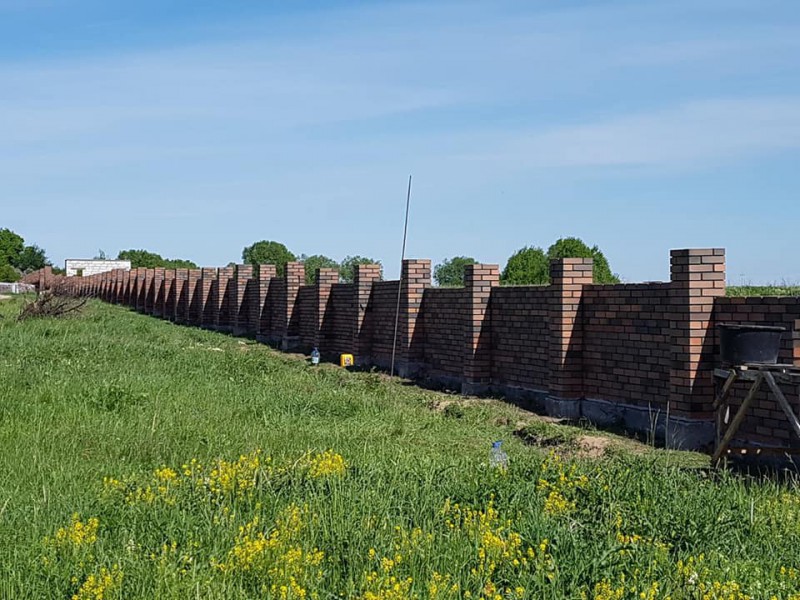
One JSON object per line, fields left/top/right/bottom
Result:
{"left": 123, "top": 269, "right": 133, "bottom": 305}
{"left": 162, "top": 270, "right": 176, "bottom": 317}
{"left": 214, "top": 266, "right": 235, "bottom": 332}
{"left": 140, "top": 269, "right": 153, "bottom": 312}
{"left": 280, "top": 262, "right": 305, "bottom": 350}
{"left": 232, "top": 264, "right": 254, "bottom": 336}
{"left": 394, "top": 259, "right": 431, "bottom": 377}
{"left": 315, "top": 268, "right": 339, "bottom": 350}
{"left": 185, "top": 269, "right": 202, "bottom": 324}
{"left": 172, "top": 269, "right": 188, "bottom": 322}
{"left": 669, "top": 249, "right": 726, "bottom": 419}
{"left": 112, "top": 270, "right": 121, "bottom": 303}
{"left": 462, "top": 264, "right": 500, "bottom": 395}
{"left": 353, "top": 264, "right": 381, "bottom": 366}
{"left": 548, "top": 258, "right": 593, "bottom": 418}
{"left": 104, "top": 271, "right": 112, "bottom": 302}
{"left": 200, "top": 268, "right": 217, "bottom": 328}
{"left": 254, "top": 264, "right": 277, "bottom": 340}
{"left": 152, "top": 268, "right": 166, "bottom": 317}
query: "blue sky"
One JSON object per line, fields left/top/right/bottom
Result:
{"left": 1, "top": 0, "right": 799, "bottom": 283}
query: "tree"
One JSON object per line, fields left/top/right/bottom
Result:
{"left": 339, "top": 255, "right": 382, "bottom": 284}
{"left": 434, "top": 256, "right": 476, "bottom": 287}
{"left": 299, "top": 254, "right": 339, "bottom": 284}
{"left": 163, "top": 258, "right": 198, "bottom": 269}
{"left": 15, "top": 245, "right": 47, "bottom": 273}
{"left": 0, "top": 263, "right": 20, "bottom": 282}
{"left": 0, "top": 228, "right": 24, "bottom": 267}
{"left": 241, "top": 241, "right": 296, "bottom": 277}
{"left": 546, "top": 237, "right": 619, "bottom": 284}
{"left": 117, "top": 249, "right": 197, "bottom": 269}
{"left": 500, "top": 246, "right": 549, "bottom": 285}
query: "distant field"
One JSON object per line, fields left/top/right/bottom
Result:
{"left": 726, "top": 285, "right": 800, "bottom": 297}
{"left": 1, "top": 298, "right": 799, "bottom": 599}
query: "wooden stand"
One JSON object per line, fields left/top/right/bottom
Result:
{"left": 712, "top": 364, "right": 800, "bottom": 466}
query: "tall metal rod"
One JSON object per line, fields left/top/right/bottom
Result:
{"left": 390, "top": 175, "right": 413, "bottom": 377}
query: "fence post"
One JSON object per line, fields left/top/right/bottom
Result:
{"left": 353, "top": 264, "right": 381, "bottom": 366}
{"left": 462, "top": 264, "right": 499, "bottom": 395}
{"left": 254, "top": 264, "right": 278, "bottom": 341}
{"left": 280, "top": 262, "right": 305, "bottom": 350}
{"left": 232, "top": 264, "right": 254, "bottom": 336}
{"left": 669, "top": 249, "right": 726, "bottom": 418}
{"left": 393, "top": 259, "right": 430, "bottom": 377}
{"left": 547, "top": 258, "right": 593, "bottom": 418}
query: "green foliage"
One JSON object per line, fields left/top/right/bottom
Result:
{"left": 727, "top": 285, "right": 800, "bottom": 297}
{"left": 0, "top": 228, "right": 24, "bottom": 267}
{"left": 434, "top": 256, "right": 476, "bottom": 287}
{"left": 547, "top": 237, "right": 619, "bottom": 284}
{"left": 299, "top": 254, "right": 339, "bottom": 284}
{"left": 117, "top": 249, "right": 198, "bottom": 269}
{"left": 339, "top": 255, "right": 382, "bottom": 283}
{"left": 15, "top": 244, "right": 47, "bottom": 273}
{"left": 500, "top": 246, "right": 549, "bottom": 285}
{"left": 241, "top": 240, "right": 296, "bottom": 277}
{"left": 0, "top": 229, "right": 49, "bottom": 276}
{"left": 501, "top": 238, "right": 619, "bottom": 285}
{"left": 0, "top": 262, "right": 20, "bottom": 282}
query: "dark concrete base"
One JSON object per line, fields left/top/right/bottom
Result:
{"left": 472, "top": 381, "right": 714, "bottom": 450}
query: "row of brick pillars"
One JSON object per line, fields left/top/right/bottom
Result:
{"left": 56, "top": 250, "right": 728, "bottom": 426}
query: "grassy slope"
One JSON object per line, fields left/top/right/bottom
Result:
{"left": 0, "top": 298, "right": 798, "bottom": 599}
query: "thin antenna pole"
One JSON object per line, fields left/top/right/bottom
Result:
{"left": 390, "top": 175, "right": 412, "bottom": 377}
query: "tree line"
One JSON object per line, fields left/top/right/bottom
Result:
{"left": 0, "top": 228, "right": 618, "bottom": 288}
{"left": 434, "top": 237, "right": 619, "bottom": 287}
{"left": 0, "top": 228, "right": 53, "bottom": 282}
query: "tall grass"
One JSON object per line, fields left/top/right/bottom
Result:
{"left": 0, "top": 298, "right": 798, "bottom": 599}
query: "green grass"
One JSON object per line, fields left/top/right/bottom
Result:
{"left": 1, "top": 298, "right": 799, "bottom": 599}
{"left": 726, "top": 285, "right": 800, "bottom": 297}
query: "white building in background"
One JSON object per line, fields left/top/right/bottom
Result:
{"left": 65, "top": 259, "right": 131, "bottom": 277}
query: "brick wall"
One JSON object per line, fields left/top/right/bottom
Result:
{"left": 49, "top": 248, "right": 800, "bottom": 452}
{"left": 420, "top": 288, "right": 466, "bottom": 382}
{"left": 581, "top": 283, "right": 672, "bottom": 408}
{"left": 490, "top": 286, "right": 551, "bottom": 393}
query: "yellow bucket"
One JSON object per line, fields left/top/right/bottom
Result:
{"left": 339, "top": 353, "right": 354, "bottom": 367}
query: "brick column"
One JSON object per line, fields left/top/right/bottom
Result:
{"left": 124, "top": 269, "right": 135, "bottom": 306}
{"left": 200, "top": 267, "right": 217, "bottom": 328}
{"left": 353, "top": 264, "right": 382, "bottom": 366}
{"left": 171, "top": 269, "right": 187, "bottom": 321}
{"left": 315, "top": 268, "right": 339, "bottom": 350}
{"left": 230, "top": 265, "right": 254, "bottom": 336}
{"left": 280, "top": 262, "right": 305, "bottom": 350}
{"left": 462, "top": 264, "right": 500, "bottom": 395}
{"left": 547, "top": 258, "right": 593, "bottom": 418}
{"left": 161, "top": 270, "right": 176, "bottom": 317}
{"left": 215, "top": 266, "right": 235, "bottom": 332}
{"left": 142, "top": 268, "right": 155, "bottom": 313}
{"left": 254, "top": 264, "right": 277, "bottom": 340}
{"left": 185, "top": 268, "right": 202, "bottom": 324}
{"left": 113, "top": 270, "right": 122, "bottom": 303}
{"left": 669, "top": 249, "right": 726, "bottom": 418}
{"left": 152, "top": 268, "right": 165, "bottom": 317}
{"left": 394, "top": 259, "right": 431, "bottom": 377}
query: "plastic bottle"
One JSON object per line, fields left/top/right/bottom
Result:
{"left": 310, "top": 347, "right": 320, "bottom": 366}
{"left": 489, "top": 440, "right": 508, "bottom": 469}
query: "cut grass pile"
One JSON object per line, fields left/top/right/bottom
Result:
{"left": 1, "top": 298, "right": 799, "bottom": 599}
